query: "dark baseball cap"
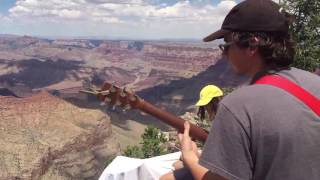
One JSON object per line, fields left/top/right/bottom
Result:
{"left": 203, "top": 0, "right": 289, "bottom": 42}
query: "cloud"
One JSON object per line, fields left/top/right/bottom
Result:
{"left": 86, "top": 0, "right": 145, "bottom": 4}
{"left": 3, "top": 0, "right": 237, "bottom": 39}
{"left": 8, "top": 0, "right": 85, "bottom": 20}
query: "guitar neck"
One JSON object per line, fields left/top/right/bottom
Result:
{"left": 80, "top": 83, "right": 208, "bottom": 142}
{"left": 136, "top": 100, "right": 208, "bottom": 142}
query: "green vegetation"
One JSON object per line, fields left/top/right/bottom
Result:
{"left": 123, "top": 145, "right": 144, "bottom": 158}
{"left": 123, "top": 125, "right": 170, "bottom": 158}
{"left": 282, "top": 0, "right": 320, "bottom": 71}
{"left": 221, "top": 87, "right": 235, "bottom": 96}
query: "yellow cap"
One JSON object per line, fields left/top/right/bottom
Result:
{"left": 195, "top": 85, "right": 223, "bottom": 106}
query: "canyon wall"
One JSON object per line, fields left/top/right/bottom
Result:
{"left": 0, "top": 91, "right": 120, "bottom": 179}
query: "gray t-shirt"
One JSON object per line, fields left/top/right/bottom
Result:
{"left": 199, "top": 68, "right": 320, "bottom": 180}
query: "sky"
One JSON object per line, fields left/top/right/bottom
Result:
{"left": 0, "top": 0, "right": 239, "bottom": 40}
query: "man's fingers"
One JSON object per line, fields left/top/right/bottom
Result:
{"left": 191, "top": 141, "right": 197, "bottom": 150}
{"left": 191, "top": 142, "right": 200, "bottom": 157}
{"left": 178, "top": 133, "right": 183, "bottom": 142}
{"left": 184, "top": 121, "right": 190, "bottom": 137}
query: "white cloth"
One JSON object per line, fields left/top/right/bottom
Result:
{"left": 99, "top": 152, "right": 181, "bottom": 180}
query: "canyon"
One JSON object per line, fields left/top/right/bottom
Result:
{"left": 0, "top": 91, "right": 119, "bottom": 179}
{"left": 0, "top": 35, "right": 246, "bottom": 179}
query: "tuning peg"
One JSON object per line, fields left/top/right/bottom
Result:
{"left": 90, "top": 86, "right": 101, "bottom": 92}
{"left": 100, "top": 90, "right": 110, "bottom": 96}
{"left": 104, "top": 97, "right": 112, "bottom": 103}
{"left": 124, "top": 104, "right": 131, "bottom": 110}
{"left": 112, "top": 105, "right": 116, "bottom": 110}
{"left": 129, "top": 95, "right": 137, "bottom": 102}
{"left": 124, "top": 87, "right": 134, "bottom": 94}
{"left": 120, "top": 89, "right": 126, "bottom": 97}
{"left": 115, "top": 100, "right": 122, "bottom": 106}
{"left": 109, "top": 84, "right": 116, "bottom": 93}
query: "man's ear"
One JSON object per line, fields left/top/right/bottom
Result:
{"left": 247, "top": 37, "right": 259, "bottom": 56}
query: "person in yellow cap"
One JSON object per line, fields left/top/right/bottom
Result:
{"left": 160, "top": 85, "right": 223, "bottom": 180}
{"left": 196, "top": 85, "right": 223, "bottom": 122}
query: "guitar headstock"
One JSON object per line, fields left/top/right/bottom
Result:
{"left": 80, "top": 82, "right": 141, "bottom": 110}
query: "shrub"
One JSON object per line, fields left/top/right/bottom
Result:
{"left": 123, "top": 125, "right": 170, "bottom": 158}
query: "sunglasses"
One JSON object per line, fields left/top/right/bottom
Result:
{"left": 218, "top": 41, "right": 234, "bottom": 53}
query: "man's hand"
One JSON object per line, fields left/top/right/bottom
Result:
{"left": 177, "top": 121, "right": 227, "bottom": 180}
{"left": 178, "top": 121, "right": 200, "bottom": 166}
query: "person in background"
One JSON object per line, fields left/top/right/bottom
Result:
{"left": 160, "top": 85, "right": 223, "bottom": 180}
{"left": 178, "top": 0, "right": 320, "bottom": 180}
{"left": 196, "top": 85, "right": 223, "bottom": 122}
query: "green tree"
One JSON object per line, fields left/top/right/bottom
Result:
{"left": 123, "top": 145, "right": 144, "bottom": 158}
{"left": 281, "top": 0, "right": 320, "bottom": 71}
{"left": 141, "top": 125, "right": 168, "bottom": 158}
{"left": 123, "top": 126, "right": 169, "bottom": 158}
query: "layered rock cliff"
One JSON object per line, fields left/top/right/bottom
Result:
{"left": 0, "top": 91, "right": 120, "bottom": 180}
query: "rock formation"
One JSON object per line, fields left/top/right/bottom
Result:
{"left": 0, "top": 91, "right": 120, "bottom": 179}
{"left": 0, "top": 36, "right": 220, "bottom": 96}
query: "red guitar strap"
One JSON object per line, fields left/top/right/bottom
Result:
{"left": 255, "top": 75, "right": 320, "bottom": 117}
